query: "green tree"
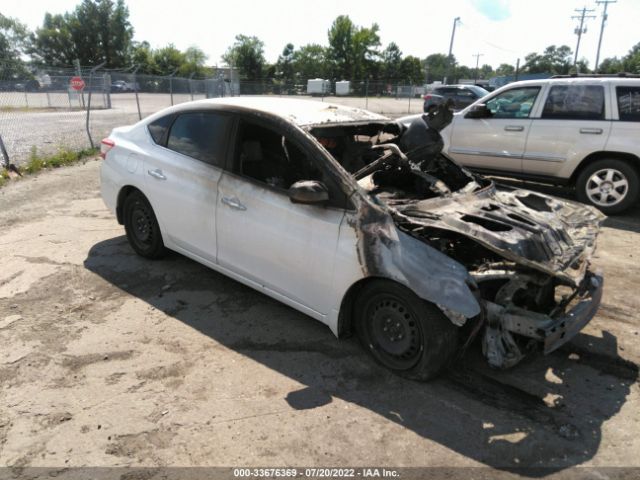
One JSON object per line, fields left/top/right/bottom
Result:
{"left": 479, "top": 64, "right": 494, "bottom": 79}
{"left": 31, "top": 0, "right": 133, "bottom": 68}
{"left": 597, "top": 56, "right": 623, "bottom": 73}
{"left": 275, "top": 43, "right": 295, "bottom": 82}
{"left": 495, "top": 63, "right": 515, "bottom": 76}
{"left": 130, "top": 41, "right": 154, "bottom": 73}
{"left": 422, "top": 53, "right": 450, "bottom": 83}
{"left": 152, "top": 44, "right": 185, "bottom": 76}
{"left": 222, "top": 34, "right": 265, "bottom": 80}
{"left": 622, "top": 42, "right": 640, "bottom": 73}
{"left": 180, "top": 46, "right": 208, "bottom": 77}
{"left": 292, "top": 44, "right": 329, "bottom": 80}
{"left": 327, "top": 15, "right": 380, "bottom": 80}
{"left": 522, "top": 45, "right": 573, "bottom": 75}
{"left": 381, "top": 42, "right": 402, "bottom": 81}
{"left": 0, "top": 13, "right": 31, "bottom": 78}
{"left": 399, "top": 56, "right": 423, "bottom": 83}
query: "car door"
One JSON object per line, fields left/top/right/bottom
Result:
{"left": 143, "top": 111, "right": 232, "bottom": 262}
{"left": 216, "top": 117, "right": 346, "bottom": 315}
{"left": 447, "top": 85, "right": 542, "bottom": 173}
{"left": 523, "top": 83, "right": 611, "bottom": 178}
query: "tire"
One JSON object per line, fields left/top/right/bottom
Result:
{"left": 575, "top": 159, "right": 640, "bottom": 215}
{"left": 123, "top": 190, "right": 167, "bottom": 259}
{"left": 354, "top": 279, "right": 458, "bottom": 381}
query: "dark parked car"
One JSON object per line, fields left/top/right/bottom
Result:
{"left": 423, "top": 84, "right": 489, "bottom": 112}
{"left": 110, "top": 80, "right": 138, "bottom": 93}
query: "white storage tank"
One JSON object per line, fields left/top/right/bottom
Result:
{"left": 335, "top": 81, "right": 350, "bottom": 96}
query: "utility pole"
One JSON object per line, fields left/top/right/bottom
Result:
{"left": 572, "top": 7, "right": 596, "bottom": 70}
{"left": 473, "top": 53, "right": 484, "bottom": 83}
{"left": 444, "top": 17, "right": 460, "bottom": 85}
{"left": 595, "top": 0, "right": 616, "bottom": 72}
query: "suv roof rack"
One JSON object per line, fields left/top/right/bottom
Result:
{"left": 550, "top": 73, "right": 640, "bottom": 78}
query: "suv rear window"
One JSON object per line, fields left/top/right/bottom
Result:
{"left": 166, "top": 112, "right": 231, "bottom": 167}
{"left": 541, "top": 85, "right": 605, "bottom": 120}
{"left": 617, "top": 86, "right": 640, "bottom": 122}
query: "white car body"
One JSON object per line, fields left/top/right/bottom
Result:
{"left": 100, "top": 97, "right": 604, "bottom": 375}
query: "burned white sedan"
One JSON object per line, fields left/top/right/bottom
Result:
{"left": 100, "top": 97, "right": 604, "bottom": 380}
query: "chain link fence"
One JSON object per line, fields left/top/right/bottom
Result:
{"left": 1, "top": 60, "right": 425, "bottom": 168}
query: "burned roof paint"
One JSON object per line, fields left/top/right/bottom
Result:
{"left": 179, "top": 97, "right": 389, "bottom": 127}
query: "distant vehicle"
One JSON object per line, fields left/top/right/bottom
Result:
{"left": 111, "top": 80, "right": 138, "bottom": 93}
{"left": 13, "top": 79, "right": 41, "bottom": 92}
{"left": 423, "top": 85, "right": 489, "bottom": 112}
{"left": 307, "top": 78, "right": 330, "bottom": 96}
{"left": 440, "top": 75, "right": 640, "bottom": 214}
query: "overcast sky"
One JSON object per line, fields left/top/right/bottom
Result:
{"left": 3, "top": 0, "right": 638, "bottom": 69}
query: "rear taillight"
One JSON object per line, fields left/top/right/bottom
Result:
{"left": 100, "top": 138, "right": 115, "bottom": 159}
{"left": 423, "top": 94, "right": 432, "bottom": 100}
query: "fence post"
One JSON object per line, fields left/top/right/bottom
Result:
{"left": 104, "top": 73, "right": 112, "bottom": 109}
{"left": 0, "top": 134, "right": 10, "bottom": 168}
{"left": 131, "top": 66, "right": 142, "bottom": 120}
{"left": 365, "top": 79, "right": 369, "bottom": 110}
{"left": 408, "top": 80, "right": 412, "bottom": 114}
{"left": 169, "top": 68, "right": 178, "bottom": 106}
{"left": 85, "top": 61, "right": 107, "bottom": 149}
{"left": 189, "top": 73, "right": 195, "bottom": 101}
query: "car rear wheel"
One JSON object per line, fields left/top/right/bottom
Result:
{"left": 576, "top": 159, "right": 639, "bottom": 214}
{"left": 354, "top": 280, "right": 458, "bottom": 381}
{"left": 123, "top": 190, "right": 167, "bottom": 259}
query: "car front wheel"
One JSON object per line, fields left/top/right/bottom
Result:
{"left": 123, "top": 190, "right": 167, "bottom": 259}
{"left": 354, "top": 280, "right": 458, "bottom": 381}
{"left": 576, "top": 159, "right": 639, "bottom": 215}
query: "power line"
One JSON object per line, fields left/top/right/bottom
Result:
{"left": 572, "top": 6, "right": 596, "bottom": 69}
{"left": 595, "top": 0, "right": 617, "bottom": 71}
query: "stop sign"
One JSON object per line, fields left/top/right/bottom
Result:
{"left": 70, "top": 76, "right": 85, "bottom": 91}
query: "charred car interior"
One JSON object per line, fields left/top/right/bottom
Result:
{"left": 306, "top": 105, "right": 605, "bottom": 370}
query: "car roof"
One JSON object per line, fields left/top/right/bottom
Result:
{"left": 150, "top": 96, "right": 390, "bottom": 127}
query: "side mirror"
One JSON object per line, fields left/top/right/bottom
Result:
{"left": 465, "top": 103, "right": 492, "bottom": 119}
{"left": 288, "top": 180, "right": 329, "bottom": 205}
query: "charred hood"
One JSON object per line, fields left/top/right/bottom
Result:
{"left": 391, "top": 185, "right": 605, "bottom": 286}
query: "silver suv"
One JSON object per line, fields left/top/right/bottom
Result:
{"left": 442, "top": 75, "right": 640, "bottom": 214}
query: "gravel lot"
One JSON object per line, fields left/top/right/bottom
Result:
{"left": 0, "top": 93, "right": 422, "bottom": 166}
{"left": 0, "top": 160, "right": 639, "bottom": 478}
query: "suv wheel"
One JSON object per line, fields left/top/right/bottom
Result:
{"left": 576, "top": 159, "right": 639, "bottom": 214}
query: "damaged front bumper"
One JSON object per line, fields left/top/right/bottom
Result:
{"left": 482, "top": 271, "right": 603, "bottom": 368}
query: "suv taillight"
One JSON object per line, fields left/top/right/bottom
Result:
{"left": 100, "top": 138, "right": 115, "bottom": 159}
{"left": 423, "top": 94, "right": 432, "bottom": 100}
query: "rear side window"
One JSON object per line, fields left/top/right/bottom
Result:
{"left": 166, "top": 112, "right": 231, "bottom": 168}
{"left": 617, "top": 86, "right": 640, "bottom": 122}
{"left": 541, "top": 85, "right": 605, "bottom": 120}
{"left": 148, "top": 115, "right": 174, "bottom": 144}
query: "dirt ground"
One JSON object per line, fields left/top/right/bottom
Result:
{"left": 0, "top": 160, "right": 639, "bottom": 478}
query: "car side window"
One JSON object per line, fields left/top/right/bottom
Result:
{"left": 234, "top": 120, "right": 348, "bottom": 208}
{"left": 166, "top": 112, "right": 231, "bottom": 167}
{"left": 616, "top": 86, "right": 640, "bottom": 122}
{"left": 485, "top": 87, "right": 540, "bottom": 119}
{"left": 235, "top": 121, "right": 323, "bottom": 190}
{"left": 541, "top": 85, "right": 605, "bottom": 120}
{"left": 148, "top": 114, "right": 175, "bottom": 145}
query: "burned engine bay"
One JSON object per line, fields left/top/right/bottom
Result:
{"left": 310, "top": 107, "right": 605, "bottom": 369}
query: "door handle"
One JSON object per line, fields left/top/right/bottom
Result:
{"left": 580, "top": 128, "right": 603, "bottom": 134}
{"left": 504, "top": 125, "right": 524, "bottom": 132}
{"left": 221, "top": 196, "right": 246, "bottom": 211}
{"left": 147, "top": 169, "right": 166, "bottom": 180}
